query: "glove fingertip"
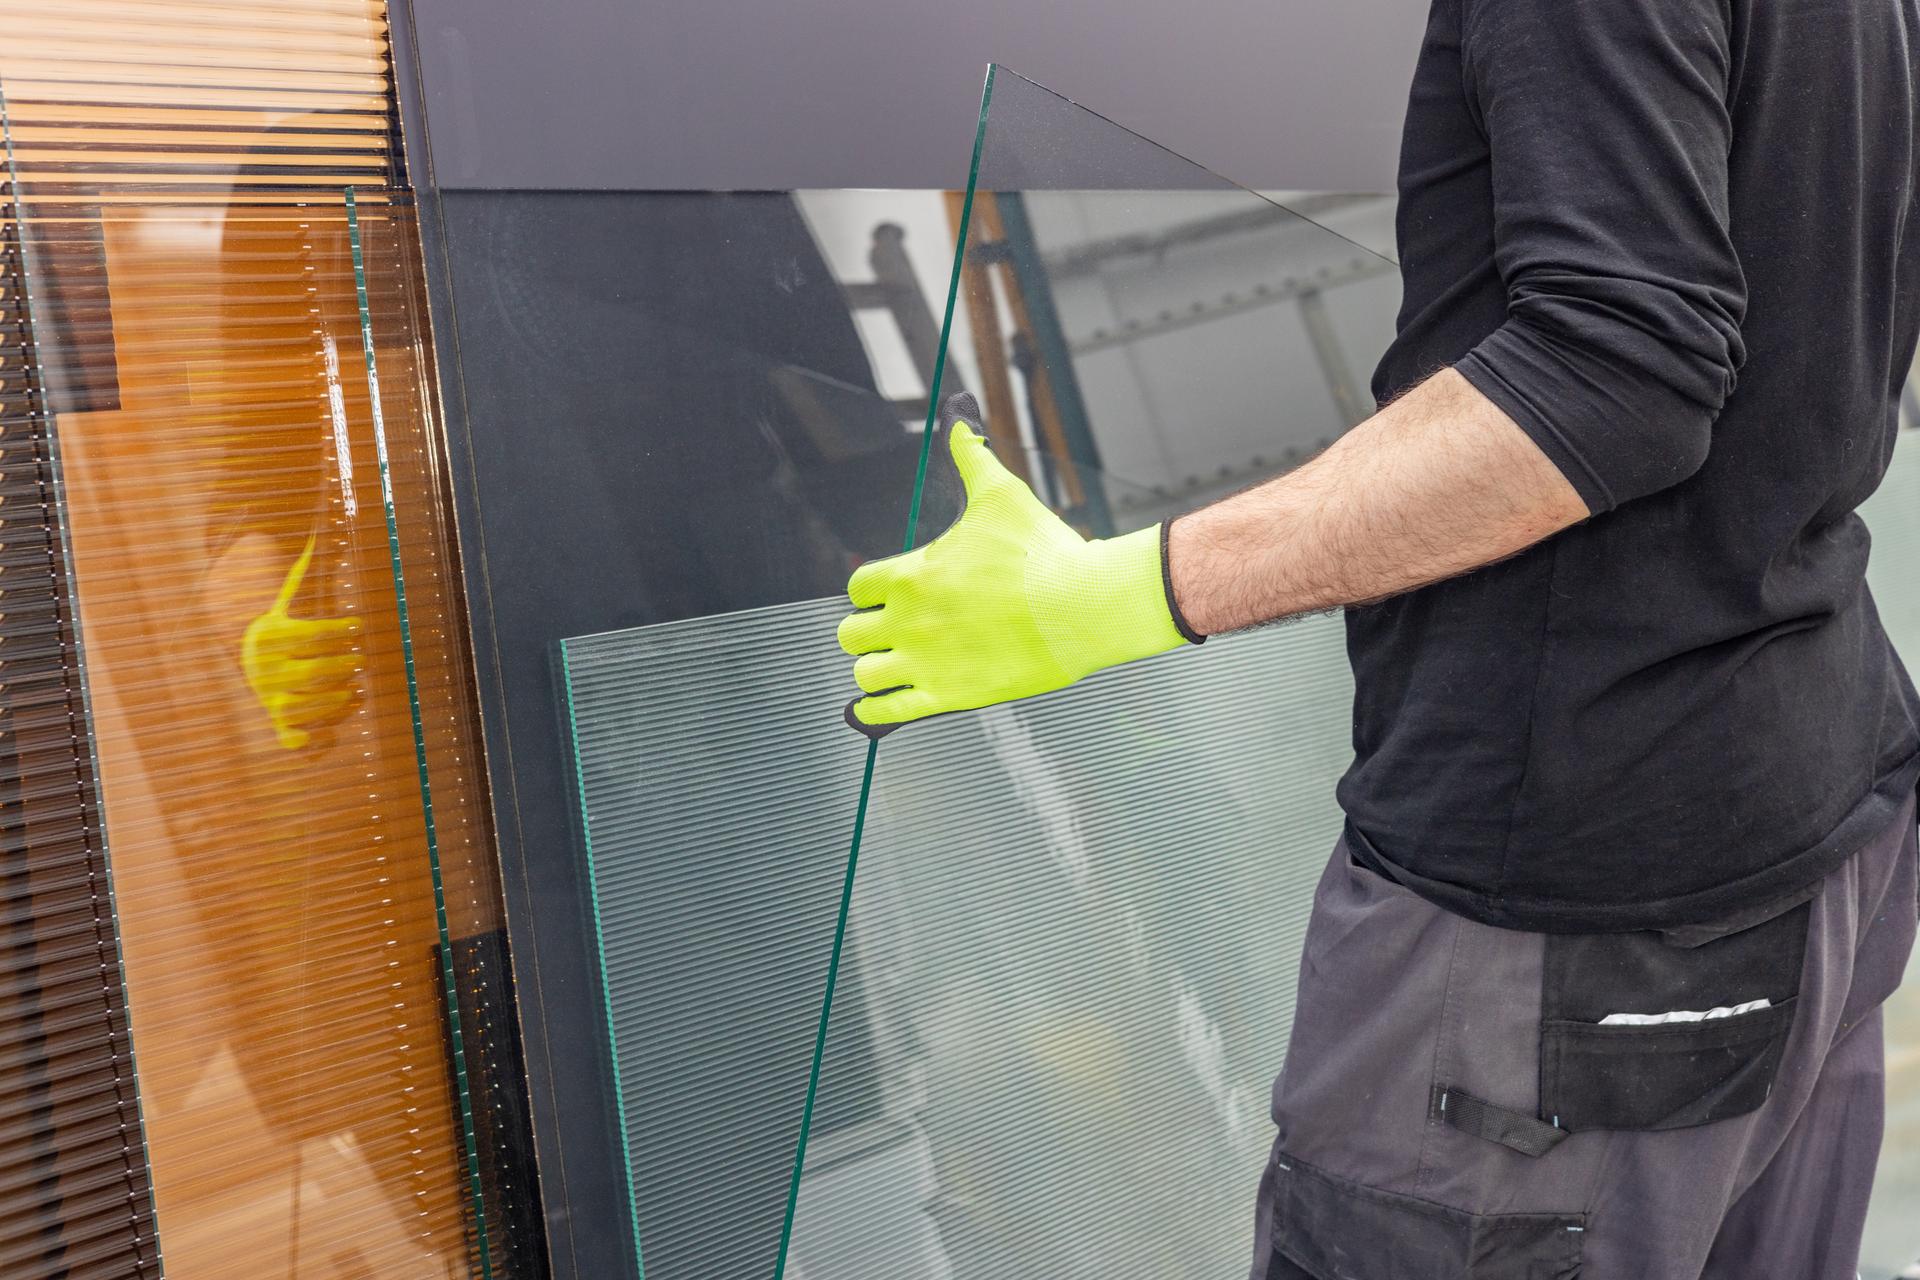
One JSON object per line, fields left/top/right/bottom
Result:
{"left": 837, "top": 608, "right": 885, "bottom": 656}
{"left": 843, "top": 696, "right": 900, "bottom": 739}
{"left": 847, "top": 565, "right": 881, "bottom": 609}
{"left": 935, "top": 390, "right": 984, "bottom": 439}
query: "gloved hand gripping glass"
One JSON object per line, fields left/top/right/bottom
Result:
{"left": 241, "top": 534, "right": 363, "bottom": 749}
{"left": 839, "top": 393, "right": 1204, "bottom": 735}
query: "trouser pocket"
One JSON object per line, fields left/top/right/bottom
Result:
{"left": 1266, "top": 1152, "right": 1585, "bottom": 1279}
{"left": 1535, "top": 895, "right": 1811, "bottom": 1133}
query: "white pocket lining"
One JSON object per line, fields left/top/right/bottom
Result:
{"left": 1598, "top": 997, "right": 1772, "bottom": 1027}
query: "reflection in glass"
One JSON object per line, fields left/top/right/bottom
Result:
{"left": 0, "top": 4, "right": 514, "bottom": 1274}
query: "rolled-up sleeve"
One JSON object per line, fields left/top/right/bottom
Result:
{"left": 1452, "top": 0, "right": 1748, "bottom": 514}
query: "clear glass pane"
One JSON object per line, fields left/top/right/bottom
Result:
{"left": 555, "top": 64, "right": 1401, "bottom": 1280}
{"left": 905, "top": 69, "right": 1399, "bottom": 550}
{"left": 770, "top": 65, "right": 1400, "bottom": 1279}
{"left": 343, "top": 186, "right": 497, "bottom": 1276}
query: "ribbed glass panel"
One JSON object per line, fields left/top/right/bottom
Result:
{"left": 562, "top": 603, "right": 1353, "bottom": 1280}
{"left": 560, "top": 600, "right": 868, "bottom": 1280}
{"left": 0, "top": 3, "right": 525, "bottom": 1275}
{"left": 792, "top": 623, "right": 1352, "bottom": 1279}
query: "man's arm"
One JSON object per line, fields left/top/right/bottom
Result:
{"left": 837, "top": 383, "right": 1584, "bottom": 734}
{"left": 839, "top": 0, "right": 1744, "bottom": 733}
{"left": 1167, "top": 368, "right": 1589, "bottom": 637}
{"left": 1170, "top": 0, "right": 1748, "bottom": 636}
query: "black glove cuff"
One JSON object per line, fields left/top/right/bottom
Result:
{"left": 1160, "top": 517, "right": 1206, "bottom": 646}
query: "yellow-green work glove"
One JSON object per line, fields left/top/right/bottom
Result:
{"left": 242, "top": 535, "right": 362, "bottom": 750}
{"left": 839, "top": 392, "right": 1203, "bottom": 736}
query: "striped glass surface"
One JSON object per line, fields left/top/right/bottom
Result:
{"left": 560, "top": 600, "right": 1354, "bottom": 1280}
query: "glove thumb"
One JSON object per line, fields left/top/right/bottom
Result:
{"left": 938, "top": 391, "right": 1015, "bottom": 500}
{"left": 272, "top": 533, "right": 319, "bottom": 616}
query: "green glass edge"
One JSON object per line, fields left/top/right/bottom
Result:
{"left": 556, "top": 635, "right": 650, "bottom": 1276}
{"left": 768, "top": 60, "right": 1000, "bottom": 1280}
{"left": 344, "top": 187, "right": 495, "bottom": 1278}
{"left": 2, "top": 75, "right": 169, "bottom": 1277}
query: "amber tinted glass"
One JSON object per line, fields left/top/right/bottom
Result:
{"left": 1, "top": 99, "right": 160, "bottom": 1278}
{"left": 0, "top": 3, "right": 517, "bottom": 1276}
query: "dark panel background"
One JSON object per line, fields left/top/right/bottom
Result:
{"left": 399, "top": 0, "right": 1426, "bottom": 193}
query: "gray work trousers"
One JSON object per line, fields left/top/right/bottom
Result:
{"left": 1252, "top": 791, "right": 1918, "bottom": 1279}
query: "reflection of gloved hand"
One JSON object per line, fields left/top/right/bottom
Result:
{"left": 838, "top": 393, "right": 1200, "bottom": 736}
{"left": 242, "top": 535, "right": 361, "bottom": 749}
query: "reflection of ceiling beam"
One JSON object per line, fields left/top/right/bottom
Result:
{"left": 1028, "top": 192, "right": 1390, "bottom": 281}
{"left": 1069, "top": 255, "right": 1397, "bottom": 356}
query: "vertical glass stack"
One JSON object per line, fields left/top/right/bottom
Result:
{"left": 0, "top": 3, "right": 527, "bottom": 1276}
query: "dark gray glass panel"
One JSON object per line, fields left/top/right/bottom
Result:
{"left": 409, "top": 186, "right": 974, "bottom": 1280}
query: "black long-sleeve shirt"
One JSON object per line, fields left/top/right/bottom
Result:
{"left": 1341, "top": 0, "right": 1920, "bottom": 932}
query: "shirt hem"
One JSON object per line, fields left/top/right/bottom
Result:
{"left": 1344, "top": 747, "right": 1920, "bottom": 934}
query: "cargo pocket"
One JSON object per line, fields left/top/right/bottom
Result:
{"left": 1535, "top": 894, "right": 1811, "bottom": 1133}
{"left": 1267, "top": 1152, "right": 1585, "bottom": 1279}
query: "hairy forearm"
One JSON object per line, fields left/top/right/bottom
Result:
{"left": 1167, "top": 368, "right": 1591, "bottom": 636}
